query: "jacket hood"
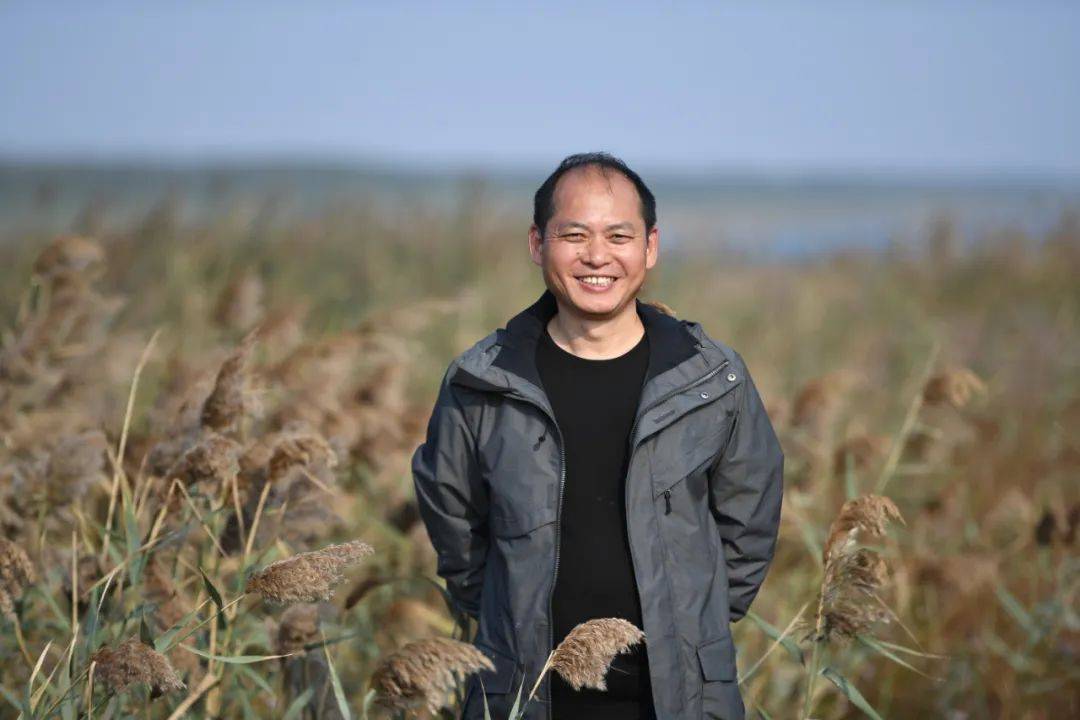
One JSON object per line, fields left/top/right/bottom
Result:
{"left": 450, "top": 287, "right": 730, "bottom": 401}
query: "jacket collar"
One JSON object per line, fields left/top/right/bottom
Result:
{"left": 490, "top": 287, "right": 700, "bottom": 392}
{"left": 451, "top": 286, "right": 710, "bottom": 404}
{"left": 451, "top": 288, "right": 737, "bottom": 447}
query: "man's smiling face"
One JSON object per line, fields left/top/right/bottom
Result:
{"left": 529, "top": 165, "right": 658, "bottom": 319}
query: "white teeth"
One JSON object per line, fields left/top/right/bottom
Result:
{"left": 580, "top": 276, "right": 615, "bottom": 286}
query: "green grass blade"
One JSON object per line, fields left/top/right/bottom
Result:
{"left": 506, "top": 672, "right": 526, "bottom": 720}
{"left": 746, "top": 609, "right": 805, "bottom": 665}
{"left": 321, "top": 631, "right": 352, "bottom": 720}
{"left": 0, "top": 685, "right": 27, "bottom": 717}
{"left": 154, "top": 602, "right": 207, "bottom": 653}
{"left": 359, "top": 688, "right": 376, "bottom": 720}
{"left": 856, "top": 635, "right": 938, "bottom": 681}
{"left": 282, "top": 688, "right": 315, "bottom": 720}
{"left": 235, "top": 663, "right": 276, "bottom": 698}
{"left": 480, "top": 675, "right": 491, "bottom": 720}
{"left": 820, "top": 666, "right": 885, "bottom": 720}
{"left": 994, "top": 585, "right": 1040, "bottom": 641}
{"left": 178, "top": 644, "right": 292, "bottom": 664}
{"left": 873, "top": 639, "right": 947, "bottom": 660}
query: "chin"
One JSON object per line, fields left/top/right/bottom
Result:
{"left": 566, "top": 288, "right": 627, "bottom": 316}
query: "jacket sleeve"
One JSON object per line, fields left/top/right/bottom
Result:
{"left": 411, "top": 363, "right": 490, "bottom": 621}
{"left": 707, "top": 352, "right": 784, "bottom": 623}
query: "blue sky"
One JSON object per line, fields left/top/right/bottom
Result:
{"left": 1, "top": 1, "right": 1078, "bottom": 174}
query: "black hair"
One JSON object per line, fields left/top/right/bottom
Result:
{"left": 532, "top": 151, "right": 657, "bottom": 238}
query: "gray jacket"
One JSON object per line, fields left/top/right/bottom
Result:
{"left": 411, "top": 289, "right": 784, "bottom": 720}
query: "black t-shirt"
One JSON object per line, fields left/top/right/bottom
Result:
{"left": 535, "top": 321, "right": 657, "bottom": 720}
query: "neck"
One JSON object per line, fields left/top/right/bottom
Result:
{"left": 546, "top": 296, "right": 645, "bottom": 360}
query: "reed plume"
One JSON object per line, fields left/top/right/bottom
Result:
{"left": 91, "top": 637, "right": 186, "bottom": 697}
{"left": 164, "top": 430, "right": 242, "bottom": 488}
{"left": 244, "top": 540, "right": 374, "bottom": 603}
{"left": 144, "top": 554, "right": 190, "bottom": 630}
{"left": 44, "top": 428, "right": 108, "bottom": 501}
{"left": 810, "top": 494, "right": 905, "bottom": 644}
{"left": 32, "top": 234, "right": 104, "bottom": 279}
{"left": 201, "top": 329, "right": 259, "bottom": 434}
{"left": 267, "top": 431, "right": 337, "bottom": 484}
{"left": 548, "top": 618, "right": 646, "bottom": 691}
{"left": 0, "top": 537, "right": 35, "bottom": 621}
{"left": 800, "top": 495, "right": 905, "bottom": 719}
{"left": 369, "top": 636, "right": 494, "bottom": 716}
{"left": 832, "top": 434, "right": 889, "bottom": 478}
{"left": 923, "top": 367, "right": 987, "bottom": 409}
{"left": 274, "top": 603, "right": 321, "bottom": 655}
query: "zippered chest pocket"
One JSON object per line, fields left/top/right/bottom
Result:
{"left": 477, "top": 398, "right": 560, "bottom": 539}
{"left": 647, "top": 371, "right": 742, "bottom": 500}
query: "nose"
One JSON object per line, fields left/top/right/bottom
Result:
{"left": 582, "top": 237, "right": 611, "bottom": 266}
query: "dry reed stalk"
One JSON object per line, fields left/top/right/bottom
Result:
{"left": 738, "top": 602, "right": 809, "bottom": 685}
{"left": 242, "top": 478, "right": 273, "bottom": 561}
{"left": 873, "top": 339, "right": 941, "bottom": 494}
{"left": 173, "top": 481, "right": 227, "bottom": 557}
{"left": 244, "top": 540, "right": 374, "bottom": 603}
{"left": 164, "top": 672, "right": 219, "bottom": 720}
{"left": 30, "top": 630, "right": 80, "bottom": 713}
{"left": 91, "top": 637, "right": 186, "bottom": 697}
{"left": 99, "top": 327, "right": 161, "bottom": 564}
{"left": 369, "top": 636, "right": 495, "bottom": 716}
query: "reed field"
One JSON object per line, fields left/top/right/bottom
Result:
{"left": 0, "top": 188, "right": 1076, "bottom": 719}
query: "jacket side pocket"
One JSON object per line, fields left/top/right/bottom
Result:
{"left": 696, "top": 632, "right": 745, "bottom": 720}
{"left": 462, "top": 640, "right": 523, "bottom": 719}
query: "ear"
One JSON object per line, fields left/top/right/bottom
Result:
{"left": 528, "top": 224, "right": 544, "bottom": 267}
{"left": 645, "top": 226, "right": 659, "bottom": 270}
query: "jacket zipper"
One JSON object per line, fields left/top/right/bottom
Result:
{"left": 504, "top": 390, "right": 564, "bottom": 720}
{"left": 494, "top": 357, "right": 727, "bottom": 720}
{"left": 619, "top": 357, "right": 729, "bottom": 712}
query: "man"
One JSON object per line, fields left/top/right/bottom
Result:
{"left": 412, "top": 152, "right": 784, "bottom": 720}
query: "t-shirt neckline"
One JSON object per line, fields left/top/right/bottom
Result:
{"left": 541, "top": 324, "right": 648, "bottom": 363}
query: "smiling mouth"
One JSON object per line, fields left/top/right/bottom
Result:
{"left": 575, "top": 275, "right": 619, "bottom": 287}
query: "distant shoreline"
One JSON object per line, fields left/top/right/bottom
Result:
{"left": 2, "top": 160, "right": 1077, "bottom": 258}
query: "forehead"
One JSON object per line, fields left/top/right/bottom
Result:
{"left": 551, "top": 166, "right": 641, "bottom": 220}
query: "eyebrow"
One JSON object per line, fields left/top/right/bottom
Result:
{"left": 556, "top": 221, "right": 636, "bottom": 233}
